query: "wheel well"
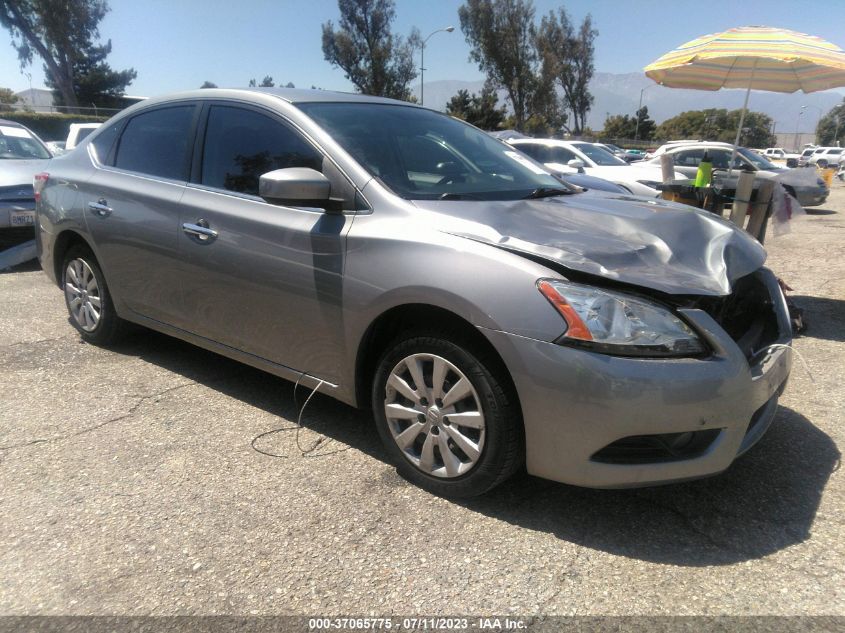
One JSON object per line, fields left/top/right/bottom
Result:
{"left": 355, "top": 304, "right": 520, "bottom": 414}
{"left": 52, "top": 230, "right": 93, "bottom": 287}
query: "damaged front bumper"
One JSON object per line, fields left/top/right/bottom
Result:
{"left": 480, "top": 267, "right": 793, "bottom": 488}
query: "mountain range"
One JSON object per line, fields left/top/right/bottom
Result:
{"left": 416, "top": 72, "right": 845, "bottom": 133}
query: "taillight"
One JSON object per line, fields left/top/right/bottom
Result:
{"left": 33, "top": 172, "right": 49, "bottom": 203}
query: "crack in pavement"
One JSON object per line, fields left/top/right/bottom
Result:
{"left": 0, "top": 381, "right": 197, "bottom": 454}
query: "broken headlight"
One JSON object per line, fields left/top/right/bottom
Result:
{"left": 537, "top": 279, "right": 706, "bottom": 357}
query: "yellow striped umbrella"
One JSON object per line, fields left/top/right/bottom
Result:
{"left": 645, "top": 26, "right": 845, "bottom": 93}
{"left": 645, "top": 26, "right": 845, "bottom": 167}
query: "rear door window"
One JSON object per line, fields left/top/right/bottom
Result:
{"left": 199, "top": 105, "right": 323, "bottom": 196}
{"left": 114, "top": 105, "right": 196, "bottom": 180}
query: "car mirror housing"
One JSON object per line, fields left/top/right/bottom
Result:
{"left": 259, "top": 167, "right": 333, "bottom": 208}
{"left": 567, "top": 159, "right": 585, "bottom": 172}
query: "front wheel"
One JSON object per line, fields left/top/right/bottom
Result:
{"left": 372, "top": 334, "right": 523, "bottom": 497}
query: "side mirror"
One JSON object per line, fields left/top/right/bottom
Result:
{"left": 567, "top": 159, "right": 585, "bottom": 173}
{"left": 259, "top": 167, "right": 331, "bottom": 206}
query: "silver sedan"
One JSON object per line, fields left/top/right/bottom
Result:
{"left": 35, "top": 89, "right": 793, "bottom": 496}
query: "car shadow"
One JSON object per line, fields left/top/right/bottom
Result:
{"left": 804, "top": 208, "right": 837, "bottom": 215}
{"left": 108, "top": 328, "right": 839, "bottom": 568}
{"left": 791, "top": 295, "right": 845, "bottom": 342}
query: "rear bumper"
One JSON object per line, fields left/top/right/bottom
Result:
{"left": 481, "top": 270, "right": 793, "bottom": 488}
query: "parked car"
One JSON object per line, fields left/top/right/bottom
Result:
{"left": 797, "top": 147, "right": 818, "bottom": 167}
{"left": 762, "top": 147, "right": 800, "bottom": 168}
{"left": 805, "top": 146, "right": 844, "bottom": 168}
{"left": 65, "top": 122, "right": 102, "bottom": 151}
{"left": 0, "top": 118, "right": 53, "bottom": 230}
{"left": 508, "top": 138, "right": 682, "bottom": 197}
{"left": 35, "top": 88, "right": 793, "bottom": 496}
{"left": 594, "top": 142, "right": 642, "bottom": 163}
{"left": 642, "top": 142, "right": 829, "bottom": 207}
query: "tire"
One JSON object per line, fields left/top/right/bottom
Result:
{"left": 372, "top": 333, "right": 523, "bottom": 497}
{"left": 61, "top": 244, "right": 125, "bottom": 345}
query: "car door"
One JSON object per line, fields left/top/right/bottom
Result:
{"left": 176, "top": 103, "right": 356, "bottom": 383}
{"left": 670, "top": 149, "right": 705, "bottom": 178}
{"left": 81, "top": 103, "right": 198, "bottom": 326}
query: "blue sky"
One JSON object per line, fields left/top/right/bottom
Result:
{"left": 3, "top": 0, "right": 845, "bottom": 97}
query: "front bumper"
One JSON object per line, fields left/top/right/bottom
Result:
{"left": 481, "top": 270, "right": 793, "bottom": 488}
{"left": 795, "top": 187, "right": 828, "bottom": 207}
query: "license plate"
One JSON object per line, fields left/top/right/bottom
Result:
{"left": 10, "top": 210, "right": 35, "bottom": 227}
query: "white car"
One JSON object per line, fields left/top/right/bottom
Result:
{"left": 509, "top": 139, "right": 682, "bottom": 197}
{"left": 805, "top": 146, "right": 844, "bottom": 168}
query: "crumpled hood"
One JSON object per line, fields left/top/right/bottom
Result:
{"left": 0, "top": 159, "right": 49, "bottom": 189}
{"left": 412, "top": 192, "right": 766, "bottom": 296}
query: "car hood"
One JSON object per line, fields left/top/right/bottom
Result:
{"left": 0, "top": 159, "right": 49, "bottom": 188}
{"left": 411, "top": 193, "right": 766, "bottom": 296}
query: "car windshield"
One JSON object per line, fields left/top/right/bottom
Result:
{"left": 570, "top": 142, "right": 628, "bottom": 166}
{"left": 0, "top": 124, "right": 51, "bottom": 160}
{"left": 296, "top": 103, "right": 566, "bottom": 200}
{"left": 737, "top": 147, "right": 777, "bottom": 170}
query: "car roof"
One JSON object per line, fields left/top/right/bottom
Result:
{"left": 140, "top": 87, "right": 416, "bottom": 108}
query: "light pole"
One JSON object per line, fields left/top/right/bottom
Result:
{"left": 420, "top": 26, "right": 454, "bottom": 106}
{"left": 634, "top": 84, "right": 656, "bottom": 141}
{"left": 794, "top": 108, "right": 805, "bottom": 151}
{"left": 802, "top": 104, "right": 823, "bottom": 144}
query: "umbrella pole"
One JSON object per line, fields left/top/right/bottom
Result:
{"left": 729, "top": 60, "right": 757, "bottom": 177}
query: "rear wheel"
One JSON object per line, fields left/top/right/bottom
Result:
{"left": 62, "top": 245, "right": 125, "bottom": 345}
{"left": 372, "top": 333, "right": 523, "bottom": 497}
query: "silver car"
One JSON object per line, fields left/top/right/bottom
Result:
{"left": 35, "top": 89, "right": 793, "bottom": 496}
{"left": 1, "top": 118, "right": 52, "bottom": 230}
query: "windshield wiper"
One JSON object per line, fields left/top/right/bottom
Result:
{"left": 523, "top": 187, "right": 575, "bottom": 199}
{"left": 439, "top": 192, "right": 482, "bottom": 200}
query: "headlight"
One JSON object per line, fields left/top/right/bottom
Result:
{"left": 537, "top": 279, "right": 706, "bottom": 357}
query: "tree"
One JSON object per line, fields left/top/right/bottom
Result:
{"left": 536, "top": 8, "right": 596, "bottom": 134}
{"left": 816, "top": 99, "right": 845, "bottom": 146}
{"left": 259, "top": 75, "right": 274, "bottom": 87}
{"left": 602, "top": 113, "right": 635, "bottom": 140}
{"left": 200, "top": 81, "right": 217, "bottom": 89}
{"left": 458, "top": 0, "right": 540, "bottom": 131}
{"left": 656, "top": 108, "right": 776, "bottom": 147}
{"left": 0, "top": 86, "right": 18, "bottom": 105}
{"left": 322, "top": 0, "right": 418, "bottom": 100}
{"left": 446, "top": 86, "right": 507, "bottom": 130}
{"left": 285, "top": 81, "right": 295, "bottom": 89}
{"left": 0, "top": 0, "right": 136, "bottom": 112}
{"left": 49, "top": 38, "right": 137, "bottom": 109}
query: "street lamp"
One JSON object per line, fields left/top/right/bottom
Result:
{"left": 420, "top": 26, "right": 454, "bottom": 106}
{"left": 634, "top": 84, "right": 656, "bottom": 141}
{"left": 802, "top": 104, "right": 823, "bottom": 144}
{"left": 794, "top": 109, "right": 805, "bottom": 151}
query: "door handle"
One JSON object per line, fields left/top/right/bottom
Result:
{"left": 182, "top": 219, "right": 218, "bottom": 242}
{"left": 88, "top": 199, "right": 112, "bottom": 217}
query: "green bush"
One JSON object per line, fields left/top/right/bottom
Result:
{"left": 0, "top": 111, "right": 110, "bottom": 141}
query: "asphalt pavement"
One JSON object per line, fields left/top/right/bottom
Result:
{"left": 0, "top": 186, "right": 843, "bottom": 619}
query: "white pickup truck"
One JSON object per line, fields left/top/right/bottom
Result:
{"left": 65, "top": 123, "right": 102, "bottom": 151}
{"left": 763, "top": 147, "right": 800, "bottom": 167}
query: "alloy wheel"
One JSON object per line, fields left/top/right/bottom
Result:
{"left": 383, "top": 353, "right": 486, "bottom": 478}
{"left": 64, "top": 258, "right": 102, "bottom": 332}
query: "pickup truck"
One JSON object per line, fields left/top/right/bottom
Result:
{"left": 763, "top": 147, "right": 800, "bottom": 167}
{"left": 65, "top": 123, "right": 101, "bottom": 151}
